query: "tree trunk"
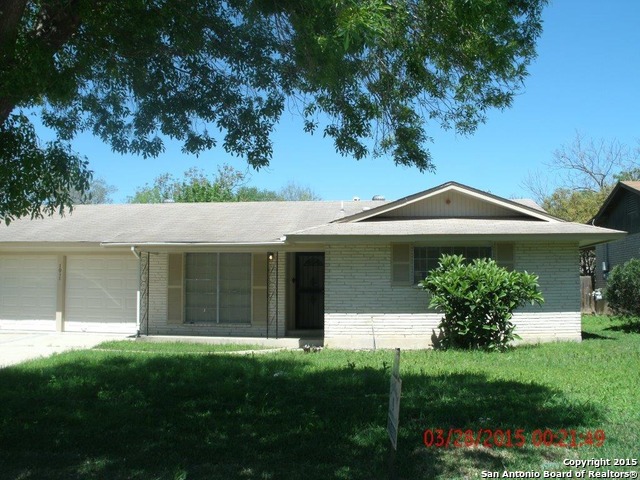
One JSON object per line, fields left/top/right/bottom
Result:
{"left": 0, "top": 0, "right": 28, "bottom": 53}
{"left": 0, "top": 0, "right": 83, "bottom": 125}
{"left": 0, "top": 0, "right": 29, "bottom": 123}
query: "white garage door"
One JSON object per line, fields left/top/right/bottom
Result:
{"left": 65, "top": 255, "right": 138, "bottom": 333}
{"left": 0, "top": 255, "right": 58, "bottom": 331}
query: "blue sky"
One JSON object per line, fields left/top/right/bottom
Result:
{"left": 35, "top": 0, "right": 640, "bottom": 203}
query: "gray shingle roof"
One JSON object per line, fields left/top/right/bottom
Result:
{"left": 0, "top": 180, "right": 624, "bottom": 249}
{"left": 621, "top": 181, "right": 640, "bottom": 192}
{"left": 0, "top": 201, "right": 383, "bottom": 245}
{"left": 511, "top": 199, "right": 546, "bottom": 212}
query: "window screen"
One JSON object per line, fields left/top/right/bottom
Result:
{"left": 219, "top": 253, "right": 251, "bottom": 324}
{"left": 185, "top": 253, "right": 251, "bottom": 324}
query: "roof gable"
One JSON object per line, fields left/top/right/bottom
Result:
{"left": 592, "top": 181, "right": 640, "bottom": 232}
{"left": 336, "top": 182, "right": 558, "bottom": 223}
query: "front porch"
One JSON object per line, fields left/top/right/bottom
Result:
{"left": 137, "top": 250, "right": 326, "bottom": 341}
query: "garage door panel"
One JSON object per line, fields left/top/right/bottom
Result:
{"left": 1, "top": 296, "right": 18, "bottom": 307}
{"left": 106, "top": 278, "right": 123, "bottom": 289}
{"left": 66, "top": 256, "right": 137, "bottom": 327}
{"left": 0, "top": 255, "right": 57, "bottom": 328}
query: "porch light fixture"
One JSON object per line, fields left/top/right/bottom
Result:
{"left": 268, "top": 252, "right": 274, "bottom": 261}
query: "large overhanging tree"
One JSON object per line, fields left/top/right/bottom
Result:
{"left": 1, "top": 0, "right": 547, "bottom": 222}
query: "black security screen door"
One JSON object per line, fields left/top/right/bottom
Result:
{"left": 295, "top": 253, "right": 325, "bottom": 329}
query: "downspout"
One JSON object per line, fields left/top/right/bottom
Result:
{"left": 131, "top": 246, "right": 141, "bottom": 336}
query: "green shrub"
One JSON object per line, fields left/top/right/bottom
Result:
{"left": 605, "top": 258, "right": 640, "bottom": 320}
{"left": 419, "top": 255, "right": 544, "bottom": 352}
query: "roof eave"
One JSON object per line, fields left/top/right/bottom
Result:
{"left": 286, "top": 232, "right": 626, "bottom": 247}
{"left": 0, "top": 241, "right": 104, "bottom": 248}
{"left": 101, "top": 241, "right": 286, "bottom": 248}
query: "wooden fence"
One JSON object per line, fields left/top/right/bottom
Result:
{"left": 580, "top": 276, "right": 594, "bottom": 314}
{"left": 581, "top": 275, "right": 609, "bottom": 314}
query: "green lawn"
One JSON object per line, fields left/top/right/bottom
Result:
{"left": 95, "top": 340, "right": 278, "bottom": 354}
{"left": 0, "top": 315, "right": 638, "bottom": 479}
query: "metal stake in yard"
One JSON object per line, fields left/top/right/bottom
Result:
{"left": 387, "top": 348, "right": 401, "bottom": 480}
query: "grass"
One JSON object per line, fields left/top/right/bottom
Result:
{"left": 95, "top": 340, "right": 278, "bottom": 354}
{"left": 0, "top": 315, "right": 638, "bottom": 479}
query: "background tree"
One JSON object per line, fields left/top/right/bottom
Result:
{"left": 127, "top": 173, "right": 176, "bottom": 204}
{"left": 523, "top": 133, "right": 640, "bottom": 277}
{"left": 1, "top": 0, "right": 547, "bottom": 222}
{"left": 70, "top": 177, "right": 117, "bottom": 204}
{"left": 235, "top": 181, "right": 321, "bottom": 201}
{"left": 129, "top": 165, "right": 321, "bottom": 203}
{"left": 277, "top": 181, "right": 322, "bottom": 201}
{"left": 236, "top": 186, "right": 282, "bottom": 202}
{"left": 540, "top": 188, "right": 610, "bottom": 224}
{"left": 523, "top": 133, "right": 640, "bottom": 209}
{"left": 129, "top": 166, "right": 242, "bottom": 204}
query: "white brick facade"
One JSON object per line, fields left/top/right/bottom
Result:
{"left": 134, "top": 242, "right": 582, "bottom": 348}
{"left": 512, "top": 242, "right": 581, "bottom": 342}
{"left": 324, "top": 242, "right": 581, "bottom": 349}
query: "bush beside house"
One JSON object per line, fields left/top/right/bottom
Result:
{"left": 605, "top": 258, "right": 640, "bottom": 323}
{"left": 419, "top": 255, "right": 544, "bottom": 352}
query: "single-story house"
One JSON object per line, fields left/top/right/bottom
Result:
{"left": 0, "top": 181, "right": 625, "bottom": 348}
{"left": 591, "top": 181, "right": 640, "bottom": 289}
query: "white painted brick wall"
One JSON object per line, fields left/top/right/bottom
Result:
{"left": 144, "top": 244, "right": 581, "bottom": 346}
{"left": 147, "top": 253, "right": 168, "bottom": 334}
{"left": 324, "top": 242, "right": 581, "bottom": 349}
{"left": 514, "top": 242, "right": 580, "bottom": 313}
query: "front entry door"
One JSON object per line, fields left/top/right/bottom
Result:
{"left": 295, "top": 253, "right": 325, "bottom": 329}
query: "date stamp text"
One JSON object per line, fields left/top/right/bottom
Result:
{"left": 423, "top": 428, "right": 606, "bottom": 449}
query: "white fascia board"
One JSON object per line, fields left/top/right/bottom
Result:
{"left": 100, "top": 241, "right": 287, "bottom": 254}
{"left": 286, "top": 232, "right": 626, "bottom": 247}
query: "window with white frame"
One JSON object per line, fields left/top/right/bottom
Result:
{"left": 413, "top": 246, "right": 492, "bottom": 284}
{"left": 185, "top": 253, "right": 251, "bottom": 324}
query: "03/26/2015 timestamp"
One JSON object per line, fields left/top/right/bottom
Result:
{"left": 423, "top": 428, "right": 606, "bottom": 449}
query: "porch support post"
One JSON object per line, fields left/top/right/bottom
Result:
{"left": 137, "top": 251, "right": 150, "bottom": 336}
{"left": 267, "top": 252, "right": 279, "bottom": 339}
{"left": 55, "top": 255, "right": 66, "bottom": 332}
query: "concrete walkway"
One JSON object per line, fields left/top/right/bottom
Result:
{"left": 0, "top": 332, "right": 132, "bottom": 368}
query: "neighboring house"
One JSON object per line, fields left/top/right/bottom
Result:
{"left": 591, "top": 181, "right": 640, "bottom": 289}
{"left": 0, "top": 182, "right": 624, "bottom": 348}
